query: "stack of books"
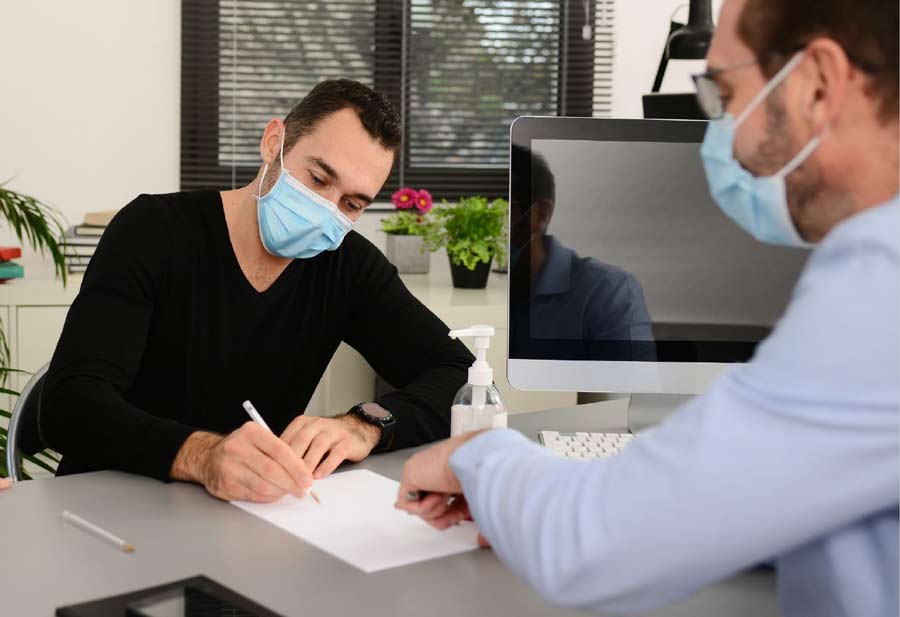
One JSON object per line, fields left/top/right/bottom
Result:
{"left": 0, "top": 246, "right": 23, "bottom": 283}
{"left": 61, "top": 209, "right": 117, "bottom": 274}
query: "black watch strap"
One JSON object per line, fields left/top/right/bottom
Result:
{"left": 350, "top": 402, "right": 396, "bottom": 453}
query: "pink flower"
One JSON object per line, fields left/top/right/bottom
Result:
{"left": 415, "top": 189, "right": 433, "bottom": 214}
{"left": 392, "top": 187, "right": 418, "bottom": 210}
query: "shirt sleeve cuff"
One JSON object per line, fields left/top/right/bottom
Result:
{"left": 449, "top": 428, "right": 534, "bottom": 494}
{"left": 132, "top": 418, "right": 197, "bottom": 483}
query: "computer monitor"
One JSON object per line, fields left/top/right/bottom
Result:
{"left": 507, "top": 117, "right": 811, "bottom": 405}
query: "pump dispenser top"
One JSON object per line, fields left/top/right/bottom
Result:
{"left": 449, "top": 325, "right": 495, "bottom": 386}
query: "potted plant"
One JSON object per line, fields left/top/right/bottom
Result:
{"left": 1, "top": 182, "right": 68, "bottom": 479}
{"left": 380, "top": 187, "right": 433, "bottom": 274}
{"left": 423, "top": 196, "right": 508, "bottom": 289}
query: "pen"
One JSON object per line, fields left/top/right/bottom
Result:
{"left": 242, "top": 400, "right": 321, "bottom": 504}
{"left": 405, "top": 491, "right": 456, "bottom": 506}
{"left": 242, "top": 399, "right": 272, "bottom": 432}
{"left": 62, "top": 510, "right": 134, "bottom": 553}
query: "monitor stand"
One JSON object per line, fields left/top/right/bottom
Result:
{"left": 627, "top": 393, "right": 694, "bottom": 433}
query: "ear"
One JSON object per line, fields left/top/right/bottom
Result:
{"left": 802, "top": 38, "right": 852, "bottom": 132}
{"left": 258, "top": 118, "right": 285, "bottom": 165}
{"left": 531, "top": 199, "right": 555, "bottom": 235}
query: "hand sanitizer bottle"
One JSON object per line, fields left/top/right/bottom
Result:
{"left": 449, "top": 325, "right": 508, "bottom": 437}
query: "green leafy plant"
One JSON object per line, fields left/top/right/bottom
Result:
{"left": 0, "top": 182, "right": 68, "bottom": 479}
{"left": 423, "top": 196, "right": 508, "bottom": 271}
{"left": 380, "top": 210, "right": 429, "bottom": 236}
{"left": 1, "top": 182, "right": 68, "bottom": 284}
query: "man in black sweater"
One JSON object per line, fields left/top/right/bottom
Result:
{"left": 41, "top": 79, "right": 474, "bottom": 503}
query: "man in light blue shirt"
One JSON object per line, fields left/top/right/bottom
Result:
{"left": 509, "top": 145, "right": 654, "bottom": 345}
{"left": 396, "top": 1, "right": 899, "bottom": 615}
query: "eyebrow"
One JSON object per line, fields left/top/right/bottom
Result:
{"left": 306, "top": 155, "right": 375, "bottom": 204}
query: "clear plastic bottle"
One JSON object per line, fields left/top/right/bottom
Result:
{"left": 451, "top": 382, "right": 507, "bottom": 437}
{"left": 448, "top": 325, "right": 508, "bottom": 437}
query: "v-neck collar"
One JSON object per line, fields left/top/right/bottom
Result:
{"left": 212, "top": 191, "right": 300, "bottom": 298}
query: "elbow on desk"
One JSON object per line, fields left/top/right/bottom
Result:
{"left": 521, "top": 548, "right": 635, "bottom": 616}
{"left": 39, "top": 371, "right": 92, "bottom": 456}
{"left": 498, "top": 471, "right": 676, "bottom": 616}
{"left": 526, "top": 554, "right": 679, "bottom": 617}
{"left": 39, "top": 373, "right": 69, "bottom": 453}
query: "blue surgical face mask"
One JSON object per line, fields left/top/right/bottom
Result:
{"left": 255, "top": 133, "right": 354, "bottom": 259}
{"left": 700, "top": 53, "right": 820, "bottom": 247}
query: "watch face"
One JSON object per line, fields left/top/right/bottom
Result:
{"left": 360, "top": 402, "right": 392, "bottom": 420}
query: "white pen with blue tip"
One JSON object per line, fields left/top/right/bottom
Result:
{"left": 242, "top": 399, "right": 321, "bottom": 504}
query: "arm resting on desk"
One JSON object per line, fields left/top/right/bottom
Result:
{"left": 41, "top": 198, "right": 195, "bottom": 480}
{"left": 342, "top": 237, "right": 474, "bottom": 451}
{"left": 451, "top": 241, "right": 899, "bottom": 614}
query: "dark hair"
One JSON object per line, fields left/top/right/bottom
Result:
{"left": 283, "top": 79, "right": 402, "bottom": 155}
{"left": 510, "top": 145, "right": 556, "bottom": 207}
{"left": 737, "top": 0, "right": 898, "bottom": 123}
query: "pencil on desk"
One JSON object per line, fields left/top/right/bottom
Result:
{"left": 62, "top": 510, "right": 134, "bottom": 553}
{"left": 242, "top": 400, "right": 321, "bottom": 504}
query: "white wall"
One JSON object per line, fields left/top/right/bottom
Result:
{"left": 0, "top": 1, "right": 181, "bottom": 275}
{"left": 0, "top": 0, "right": 721, "bottom": 274}
{"left": 612, "top": 0, "right": 724, "bottom": 118}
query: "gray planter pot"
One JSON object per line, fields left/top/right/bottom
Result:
{"left": 384, "top": 233, "right": 430, "bottom": 274}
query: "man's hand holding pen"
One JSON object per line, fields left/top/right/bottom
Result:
{"left": 395, "top": 430, "right": 491, "bottom": 548}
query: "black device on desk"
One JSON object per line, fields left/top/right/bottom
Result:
{"left": 57, "top": 576, "right": 285, "bottom": 617}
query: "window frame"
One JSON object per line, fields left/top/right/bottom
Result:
{"left": 180, "top": 0, "right": 598, "bottom": 201}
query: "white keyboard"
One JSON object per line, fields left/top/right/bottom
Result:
{"left": 538, "top": 430, "right": 634, "bottom": 460}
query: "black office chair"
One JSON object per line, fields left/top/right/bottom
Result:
{"left": 5, "top": 363, "right": 51, "bottom": 481}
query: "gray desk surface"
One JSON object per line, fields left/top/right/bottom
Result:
{"left": 0, "top": 402, "right": 778, "bottom": 617}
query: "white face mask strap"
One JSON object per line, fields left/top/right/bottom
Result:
{"left": 735, "top": 52, "right": 805, "bottom": 127}
{"left": 256, "top": 129, "right": 286, "bottom": 199}
{"left": 775, "top": 133, "right": 822, "bottom": 180}
{"left": 256, "top": 162, "right": 269, "bottom": 199}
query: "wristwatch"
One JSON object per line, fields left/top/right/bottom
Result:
{"left": 349, "top": 402, "right": 396, "bottom": 453}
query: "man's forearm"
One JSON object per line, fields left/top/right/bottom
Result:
{"left": 170, "top": 431, "right": 222, "bottom": 483}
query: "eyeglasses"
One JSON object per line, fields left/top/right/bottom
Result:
{"left": 691, "top": 58, "right": 759, "bottom": 119}
{"left": 691, "top": 47, "right": 881, "bottom": 120}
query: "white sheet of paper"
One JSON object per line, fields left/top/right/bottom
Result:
{"left": 232, "top": 469, "right": 479, "bottom": 572}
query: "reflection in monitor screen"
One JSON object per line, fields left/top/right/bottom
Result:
{"left": 509, "top": 137, "right": 810, "bottom": 363}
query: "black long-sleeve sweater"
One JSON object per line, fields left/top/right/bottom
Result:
{"left": 41, "top": 190, "right": 473, "bottom": 481}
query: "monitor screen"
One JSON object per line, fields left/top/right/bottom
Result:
{"left": 508, "top": 117, "right": 810, "bottom": 368}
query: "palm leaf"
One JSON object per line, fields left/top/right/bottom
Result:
{"left": 0, "top": 368, "right": 29, "bottom": 376}
{"left": 23, "top": 453, "right": 56, "bottom": 475}
{"left": 0, "top": 325, "right": 8, "bottom": 377}
{"left": 0, "top": 182, "right": 68, "bottom": 286}
{"left": 40, "top": 450, "right": 61, "bottom": 464}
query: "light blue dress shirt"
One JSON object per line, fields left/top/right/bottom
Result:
{"left": 530, "top": 236, "right": 654, "bottom": 342}
{"left": 451, "top": 197, "right": 900, "bottom": 616}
